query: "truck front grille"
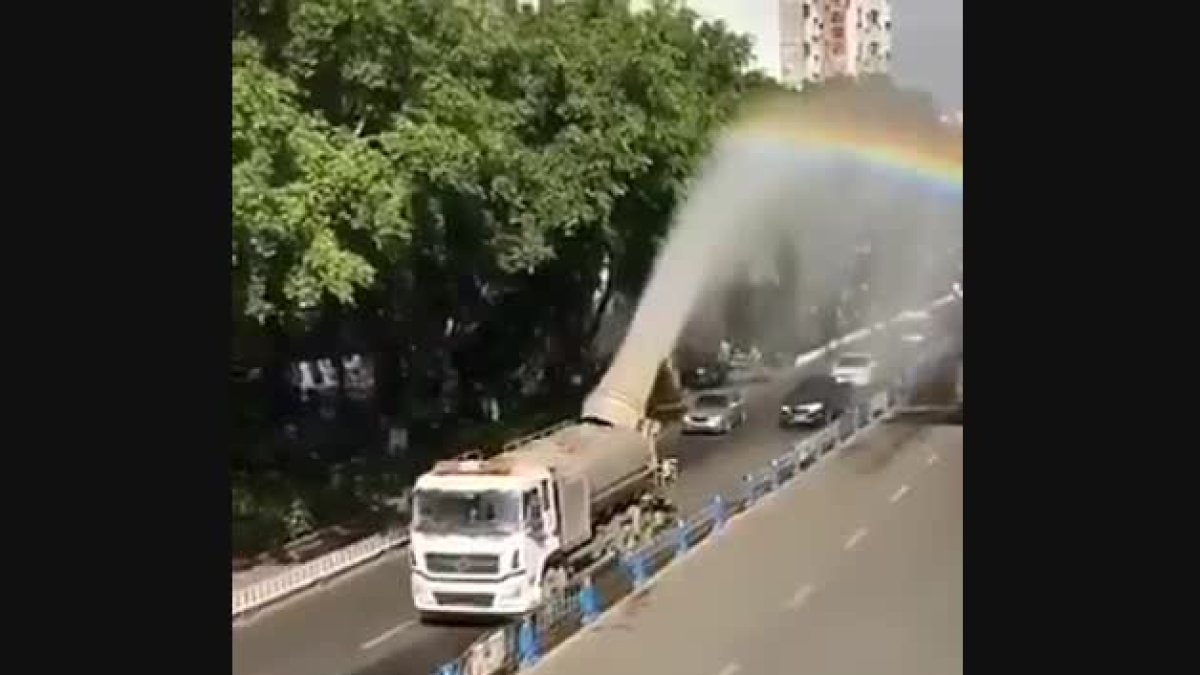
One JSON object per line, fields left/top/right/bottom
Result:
{"left": 433, "top": 592, "right": 495, "bottom": 608}
{"left": 425, "top": 553, "right": 500, "bottom": 575}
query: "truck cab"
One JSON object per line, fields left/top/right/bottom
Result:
{"left": 408, "top": 460, "right": 564, "bottom": 619}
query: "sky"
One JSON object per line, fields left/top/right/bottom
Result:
{"left": 658, "top": 0, "right": 963, "bottom": 111}
{"left": 888, "top": 0, "right": 962, "bottom": 110}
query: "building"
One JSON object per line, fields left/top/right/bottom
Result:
{"left": 781, "top": 0, "right": 893, "bottom": 89}
{"left": 519, "top": 0, "right": 892, "bottom": 91}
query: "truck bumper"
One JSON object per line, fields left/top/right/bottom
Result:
{"left": 411, "top": 572, "right": 537, "bottom": 617}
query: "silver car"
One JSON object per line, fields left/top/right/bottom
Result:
{"left": 682, "top": 391, "right": 747, "bottom": 434}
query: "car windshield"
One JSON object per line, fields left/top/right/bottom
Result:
{"left": 412, "top": 489, "right": 521, "bottom": 535}
{"left": 695, "top": 395, "right": 729, "bottom": 408}
{"left": 837, "top": 355, "right": 871, "bottom": 368}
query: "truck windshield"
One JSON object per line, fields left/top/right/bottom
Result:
{"left": 412, "top": 489, "right": 521, "bottom": 535}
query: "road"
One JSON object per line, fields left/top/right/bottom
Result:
{"left": 525, "top": 419, "right": 963, "bottom": 675}
{"left": 232, "top": 312, "right": 951, "bottom": 675}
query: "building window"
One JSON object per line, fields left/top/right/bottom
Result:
{"left": 803, "top": 3, "right": 810, "bottom": 20}
{"left": 832, "top": 10, "right": 842, "bottom": 23}
{"left": 869, "top": 9, "right": 879, "bottom": 27}
{"left": 832, "top": 26, "right": 844, "bottom": 39}
{"left": 803, "top": 41, "right": 811, "bottom": 58}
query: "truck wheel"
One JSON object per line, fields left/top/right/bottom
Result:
{"left": 542, "top": 564, "right": 569, "bottom": 609}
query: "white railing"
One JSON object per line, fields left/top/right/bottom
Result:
{"left": 232, "top": 529, "right": 409, "bottom": 618}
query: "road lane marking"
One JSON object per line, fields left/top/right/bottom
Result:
{"left": 844, "top": 527, "right": 869, "bottom": 550}
{"left": 890, "top": 484, "right": 910, "bottom": 503}
{"left": 717, "top": 662, "right": 742, "bottom": 675}
{"left": 785, "top": 584, "right": 815, "bottom": 610}
{"left": 360, "top": 620, "right": 416, "bottom": 650}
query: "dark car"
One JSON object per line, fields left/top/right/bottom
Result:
{"left": 779, "top": 375, "right": 853, "bottom": 428}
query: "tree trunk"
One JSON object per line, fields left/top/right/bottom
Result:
{"left": 263, "top": 320, "right": 296, "bottom": 421}
{"left": 583, "top": 262, "right": 617, "bottom": 351}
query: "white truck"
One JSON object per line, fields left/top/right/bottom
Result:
{"left": 407, "top": 416, "right": 675, "bottom": 621}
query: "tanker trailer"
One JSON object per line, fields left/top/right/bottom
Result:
{"left": 408, "top": 417, "right": 675, "bottom": 621}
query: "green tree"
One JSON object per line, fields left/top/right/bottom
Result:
{"left": 232, "top": 37, "right": 411, "bottom": 327}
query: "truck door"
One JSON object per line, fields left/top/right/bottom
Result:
{"left": 524, "top": 488, "right": 552, "bottom": 586}
{"left": 539, "top": 479, "right": 557, "bottom": 538}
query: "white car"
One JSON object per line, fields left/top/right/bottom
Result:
{"left": 831, "top": 353, "right": 877, "bottom": 387}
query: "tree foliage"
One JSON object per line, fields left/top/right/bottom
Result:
{"left": 232, "top": 0, "right": 764, "bottom": 422}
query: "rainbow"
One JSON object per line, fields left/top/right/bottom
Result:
{"left": 727, "top": 92, "right": 963, "bottom": 193}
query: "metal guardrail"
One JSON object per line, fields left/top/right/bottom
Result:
{"left": 232, "top": 530, "right": 409, "bottom": 618}
{"left": 430, "top": 352, "right": 952, "bottom": 674}
{"left": 231, "top": 295, "right": 958, "bottom": 622}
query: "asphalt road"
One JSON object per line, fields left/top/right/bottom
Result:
{"left": 525, "top": 420, "right": 963, "bottom": 675}
{"left": 232, "top": 311, "right": 952, "bottom": 675}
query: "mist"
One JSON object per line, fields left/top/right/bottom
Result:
{"left": 582, "top": 91, "right": 962, "bottom": 428}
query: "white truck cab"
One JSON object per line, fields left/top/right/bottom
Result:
{"left": 407, "top": 417, "right": 669, "bottom": 622}
{"left": 409, "top": 461, "right": 562, "bottom": 618}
